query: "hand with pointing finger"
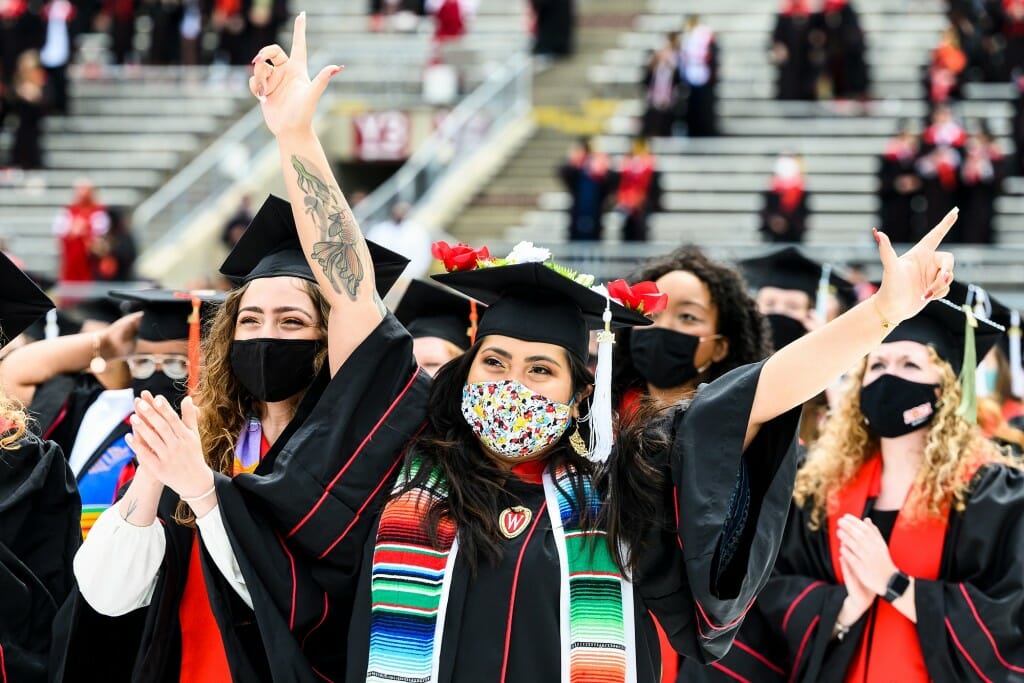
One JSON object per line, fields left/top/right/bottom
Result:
{"left": 249, "top": 12, "right": 344, "bottom": 138}
{"left": 872, "top": 207, "right": 958, "bottom": 325}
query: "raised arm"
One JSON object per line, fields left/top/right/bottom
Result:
{"left": 745, "top": 209, "right": 958, "bottom": 445}
{"left": 250, "top": 13, "right": 380, "bottom": 374}
{"left": 0, "top": 312, "right": 140, "bottom": 405}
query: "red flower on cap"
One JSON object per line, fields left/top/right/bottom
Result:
{"left": 607, "top": 279, "right": 667, "bottom": 315}
{"left": 432, "top": 241, "right": 491, "bottom": 272}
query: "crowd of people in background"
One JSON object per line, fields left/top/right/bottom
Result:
{"left": 641, "top": 15, "right": 719, "bottom": 137}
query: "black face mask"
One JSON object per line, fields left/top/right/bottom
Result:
{"left": 859, "top": 374, "right": 940, "bottom": 438}
{"left": 629, "top": 327, "right": 709, "bottom": 389}
{"left": 132, "top": 372, "right": 187, "bottom": 413}
{"left": 767, "top": 313, "right": 807, "bottom": 351}
{"left": 230, "top": 339, "right": 320, "bottom": 403}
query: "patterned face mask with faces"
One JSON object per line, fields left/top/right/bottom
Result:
{"left": 461, "top": 379, "right": 573, "bottom": 459}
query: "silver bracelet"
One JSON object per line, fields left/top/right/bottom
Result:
{"left": 180, "top": 484, "right": 216, "bottom": 504}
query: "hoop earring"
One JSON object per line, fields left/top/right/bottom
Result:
{"left": 569, "top": 428, "right": 588, "bottom": 456}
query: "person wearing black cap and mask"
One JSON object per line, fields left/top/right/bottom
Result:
{"left": 722, "top": 282, "right": 1024, "bottom": 683}
{"left": 58, "top": 194, "right": 413, "bottom": 683}
{"left": 227, "top": 18, "right": 959, "bottom": 680}
{"left": 0, "top": 252, "right": 81, "bottom": 683}
{"left": 0, "top": 288, "right": 220, "bottom": 537}
{"left": 395, "top": 278, "right": 478, "bottom": 376}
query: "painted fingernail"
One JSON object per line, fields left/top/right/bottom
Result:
{"left": 872, "top": 227, "right": 880, "bottom": 244}
{"left": 944, "top": 272, "right": 952, "bottom": 283}
{"left": 922, "top": 290, "right": 934, "bottom": 301}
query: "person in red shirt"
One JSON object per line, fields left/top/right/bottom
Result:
{"left": 52, "top": 179, "right": 110, "bottom": 287}
{"left": 614, "top": 137, "right": 660, "bottom": 242}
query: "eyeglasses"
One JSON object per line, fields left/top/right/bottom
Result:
{"left": 126, "top": 354, "right": 189, "bottom": 380}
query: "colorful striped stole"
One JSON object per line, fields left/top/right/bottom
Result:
{"left": 366, "top": 462, "right": 633, "bottom": 683}
{"left": 80, "top": 503, "right": 107, "bottom": 538}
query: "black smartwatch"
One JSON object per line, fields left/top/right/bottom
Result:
{"left": 883, "top": 570, "right": 911, "bottom": 603}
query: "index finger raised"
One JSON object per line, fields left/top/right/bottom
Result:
{"left": 290, "top": 12, "right": 308, "bottom": 67}
{"left": 914, "top": 206, "right": 959, "bottom": 254}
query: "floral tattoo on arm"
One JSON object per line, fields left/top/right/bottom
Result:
{"left": 292, "top": 155, "right": 368, "bottom": 300}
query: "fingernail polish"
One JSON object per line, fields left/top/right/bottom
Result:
{"left": 922, "top": 290, "right": 933, "bottom": 301}
{"left": 872, "top": 228, "right": 880, "bottom": 244}
{"left": 944, "top": 272, "right": 952, "bottom": 283}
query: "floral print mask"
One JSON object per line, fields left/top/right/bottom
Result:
{"left": 461, "top": 379, "right": 573, "bottom": 459}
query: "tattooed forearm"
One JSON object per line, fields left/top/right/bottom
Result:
{"left": 291, "top": 155, "right": 368, "bottom": 300}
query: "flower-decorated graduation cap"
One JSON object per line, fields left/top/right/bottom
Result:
{"left": 108, "top": 289, "right": 226, "bottom": 394}
{"left": 885, "top": 280, "right": 1005, "bottom": 423}
{"left": 219, "top": 194, "right": 410, "bottom": 297}
{"left": 394, "top": 279, "right": 480, "bottom": 351}
{"left": 432, "top": 241, "right": 661, "bottom": 463}
{"left": 0, "top": 251, "right": 54, "bottom": 346}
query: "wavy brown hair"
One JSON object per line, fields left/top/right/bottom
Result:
{"left": 174, "top": 279, "right": 329, "bottom": 525}
{"left": 0, "top": 390, "right": 27, "bottom": 450}
{"left": 794, "top": 346, "right": 1021, "bottom": 530}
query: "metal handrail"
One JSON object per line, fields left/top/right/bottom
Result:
{"left": 353, "top": 51, "right": 532, "bottom": 227}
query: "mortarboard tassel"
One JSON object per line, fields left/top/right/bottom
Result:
{"left": 1010, "top": 310, "right": 1024, "bottom": 399}
{"left": 588, "top": 295, "right": 615, "bottom": 464}
{"left": 815, "top": 263, "right": 832, "bottom": 323}
{"left": 468, "top": 299, "right": 479, "bottom": 346}
{"left": 957, "top": 304, "right": 979, "bottom": 424}
{"left": 187, "top": 295, "right": 202, "bottom": 397}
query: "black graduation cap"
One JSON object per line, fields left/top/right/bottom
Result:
{"left": 433, "top": 262, "right": 652, "bottom": 361}
{"left": 108, "top": 289, "right": 224, "bottom": 342}
{"left": 740, "top": 246, "right": 853, "bottom": 303}
{"left": 0, "top": 251, "right": 54, "bottom": 345}
{"left": 886, "top": 281, "right": 1004, "bottom": 376}
{"left": 219, "top": 194, "right": 409, "bottom": 297}
{"left": 394, "top": 279, "right": 479, "bottom": 351}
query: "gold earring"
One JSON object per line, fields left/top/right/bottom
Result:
{"left": 569, "top": 428, "right": 588, "bottom": 456}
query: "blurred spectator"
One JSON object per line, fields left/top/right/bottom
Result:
{"left": 845, "top": 261, "right": 877, "bottom": 302}
{"left": 922, "top": 103, "right": 968, "bottom": 149}
{"left": 366, "top": 201, "right": 433, "bottom": 280}
{"left": 996, "top": 0, "right": 1024, "bottom": 76}
{"left": 96, "top": 0, "right": 136, "bottom": 64}
{"left": 679, "top": 15, "right": 719, "bottom": 137}
{"left": 927, "top": 25, "right": 967, "bottom": 109}
{"left": 613, "top": 137, "right": 660, "bottom": 242}
{"left": 958, "top": 128, "right": 1004, "bottom": 243}
{"left": 641, "top": 32, "right": 680, "bottom": 137}
{"left": 0, "top": 0, "right": 44, "bottom": 88}
{"left": 53, "top": 179, "right": 110, "bottom": 284}
{"left": 427, "top": 0, "right": 476, "bottom": 43}
{"left": 560, "top": 137, "right": 614, "bottom": 242}
{"left": 212, "top": 0, "right": 248, "bottom": 65}
{"left": 531, "top": 0, "right": 574, "bottom": 60}
{"left": 818, "top": 0, "right": 869, "bottom": 99}
{"left": 149, "top": 0, "right": 184, "bottom": 65}
{"left": 759, "top": 153, "right": 810, "bottom": 242}
{"left": 221, "top": 195, "right": 253, "bottom": 249}
{"left": 878, "top": 122, "right": 924, "bottom": 243}
{"left": 180, "top": 0, "right": 203, "bottom": 66}
{"left": 10, "top": 50, "right": 46, "bottom": 170}
{"left": 1014, "top": 75, "right": 1024, "bottom": 175}
{"left": 916, "top": 145, "right": 962, "bottom": 232}
{"left": 771, "top": 0, "right": 821, "bottom": 101}
{"left": 247, "top": 0, "right": 289, "bottom": 59}
{"left": 93, "top": 207, "right": 137, "bottom": 281}
{"left": 39, "top": 0, "right": 73, "bottom": 114}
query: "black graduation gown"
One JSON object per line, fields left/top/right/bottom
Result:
{"left": 772, "top": 14, "right": 819, "bottom": 101}
{"left": 685, "top": 40, "right": 719, "bottom": 138}
{"left": 338, "top": 360, "right": 801, "bottom": 682}
{"left": 877, "top": 154, "right": 924, "bottom": 244}
{"left": 560, "top": 160, "right": 616, "bottom": 242}
{"left": 820, "top": 5, "right": 869, "bottom": 98}
{"left": 742, "top": 464, "right": 1024, "bottom": 683}
{"left": 531, "top": 0, "right": 574, "bottom": 57}
{"left": 51, "top": 364, "right": 359, "bottom": 682}
{"left": 0, "top": 433, "right": 80, "bottom": 683}
{"left": 759, "top": 190, "right": 810, "bottom": 243}
{"left": 958, "top": 157, "right": 1004, "bottom": 244}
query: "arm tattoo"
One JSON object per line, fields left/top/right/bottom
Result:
{"left": 124, "top": 498, "right": 139, "bottom": 522}
{"left": 292, "top": 155, "right": 368, "bottom": 301}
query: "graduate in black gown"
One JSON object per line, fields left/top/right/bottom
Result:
{"left": 53, "top": 201, "right": 411, "bottom": 682}
{"left": 957, "top": 130, "right": 1005, "bottom": 244}
{"left": 771, "top": 0, "right": 821, "bottom": 101}
{"left": 229, "top": 19, "right": 964, "bottom": 680}
{"left": 395, "top": 278, "right": 476, "bottom": 377}
{"left": 878, "top": 125, "right": 925, "bottom": 244}
{"left": 818, "top": 0, "right": 869, "bottom": 99}
{"left": 530, "top": 0, "right": 573, "bottom": 58}
{"left": 753, "top": 284, "right": 1024, "bottom": 683}
{"left": 0, "top": 251, "right": 80, "bottom": 683}
{"left": 760, "top": 154, "right": 811, "bottom": 243}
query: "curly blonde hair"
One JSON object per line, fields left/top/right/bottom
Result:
{"left": 174, "top": 279, "right": 329, "bottom": 525}
{"left": 0, "top": 390, "right": 27, "bottom": 450}
{"left": 794, "top": 346, "right": 1020, "bottom": 530}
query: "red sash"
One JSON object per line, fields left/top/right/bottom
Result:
{"left": 827, "top": 456, "right": 947, "bottom": 683}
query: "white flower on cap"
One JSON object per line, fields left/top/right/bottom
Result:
{"left": 506, "top": 241, "right": 552, "bottom": 265}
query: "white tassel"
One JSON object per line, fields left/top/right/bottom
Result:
{"left": 588, "top": 299, "right": 615, "bottom": 464}
{"left": 1011, "top": 310, "right": 1024, "bottom": 400}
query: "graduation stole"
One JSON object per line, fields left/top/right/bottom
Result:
{"left": 366, "top": 460, "right": 634, "bottom": 683}
{"left": 826, "top": 455, "right": 981, "bottom": 683}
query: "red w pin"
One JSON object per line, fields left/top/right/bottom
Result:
{"left": 499, "top": 506, "right": 533, "bottom": 539}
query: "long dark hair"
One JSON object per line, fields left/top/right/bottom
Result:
{"left": 613, "top": 245, "right": 771, "bottom": 403}
{"left": 398, "top": 340, "right": 670, "bottom": 575}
